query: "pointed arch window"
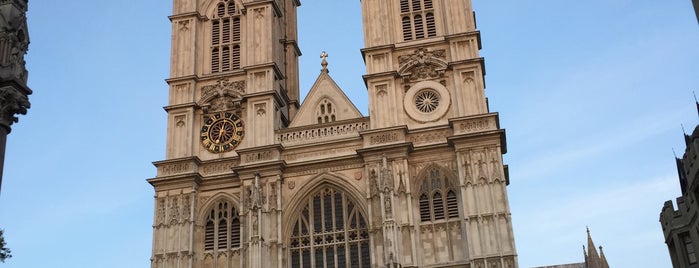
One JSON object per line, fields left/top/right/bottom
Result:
{"left": 418, "top": 167, "right": 460, "bottom": 222}
{"left": 211, "top": 0, "right": 242, "bottom": 73}
{"left": 400, "top": 0, "right": 437, "bottom": 41}
{"left": 204, "top": 201, "right": 242, "bottom": 251}
{"left": 289, "top": 187, "right": 371, "bottom": 268}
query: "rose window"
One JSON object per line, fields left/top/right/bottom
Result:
{"left": 415, "top": 89, "right": 440, "bottom": 113}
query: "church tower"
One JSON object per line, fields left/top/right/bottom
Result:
{"left": 150, "top": 0, "right": 300, "bottom": 267}
{"left": 358, "top": 0, "right": 517, "bottom": 267}
{"left": 149, "top": 0, "right": 518, "bottom": 267}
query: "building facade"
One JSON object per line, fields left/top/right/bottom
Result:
{"left": 148, "top": 0, "right": 518, "bottom": 267}
{"left": 660, "top": 114, "right": 699, "bottom": 268}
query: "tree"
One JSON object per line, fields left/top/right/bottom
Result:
{"left": 0, "top": 229, "right": 11, "bottom": 262}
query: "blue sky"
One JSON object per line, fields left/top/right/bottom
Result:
{"left": 0, "top": 1, "right": 697, "bottom": 267}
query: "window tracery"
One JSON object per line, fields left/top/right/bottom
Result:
{"left": 316, "top": 99, "right": 337, "bottom": 124}
{"left": 289, "top": 187, "right": 371, "bottom": 268}
{"left": 418, "top": 166, "right": 460, "bottom": 222}
{"left": 400, "top": 0, "right": 437, "bottom": 41}
{"left": 211, "top": 0, "right": 241, "bottom": 73}
{"left": 204, "top": 200, "right": 241, "bottom": 251}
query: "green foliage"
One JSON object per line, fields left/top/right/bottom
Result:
{"left": 0, "top": 229, "right": 11, "bottom": 262}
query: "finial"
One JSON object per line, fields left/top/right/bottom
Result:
{"left": 320, "top": 51, "right": 329, "bottom": 72}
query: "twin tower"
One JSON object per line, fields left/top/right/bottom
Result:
{"left": 149, "top": 0, "right": 518, "bottom": 267}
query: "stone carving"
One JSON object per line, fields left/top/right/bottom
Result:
{"left": 380, "top": 157, "right": 394, "bottom": 194}
{"left": 248, "top": 174, "right": 263, "bottom": 210}
{"left": 159, "top": 162, "right": 192, "bottom": 176}
{"left": 244, "top": 150, "right": 273, "bottom": 163}
{"left": 157, "top": 198, "right": 166, "bottom": 225}
{"left": 202, "top": 161, "right": 237, "bottom": 176}
{"left": 384, "top": 195, "right": 392, "bottom": 218}
{"left": 175, "top": 115, "right": 186, "bottom": 127}
{"left": 269, "top": 182, "right": 277, "bottom": 209}
{"left": 369, "top": 169, "right": 380, "bottom": 197}
{"left": 198, "top": 79, "right": 245, "bottom": 114}
{"left": 460, "top": 118, "right": 490, "bottom": 133}
{"left": 277, "top": 120, "right": 369, "bottom": 146}
{"left": 169, "top": 196, "right": 180, "bottom": 223}
{"left": 397, "top": 172, "right": 406, "bottom": 194}
{"left": 490, "top": 158, "right": 500, "bottom": 180}
{"left": 0, "top": 86, "right": 29, "bottom": 128}
{"left": 370, "top": 132, "right": 398, "bottom": 145}
{"left": 463, "top": 159, "right": 473, "bottom": 184}
{"left": 409, "top": 129, "right": 450, "bottom": 146}
{"left": 181, "top": 195, "right": 191, "bottom": 221}
{"left": 0, "top": 1, "right": 29, "bottom": 84}
{"left": 0, "top": 0, "right": 31, "bottom": 130}
{"left": 178, "top": 20, "right": 189, "bottom": 31}
{"left": 397, "top": 48, "right": 447, "bottom": 87}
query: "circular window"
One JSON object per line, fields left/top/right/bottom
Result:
{"left": 415, "top": 89, "right": 440, "bottom": 113}
{"left": 403, "top": 81, "right": 451, "bottom": 123}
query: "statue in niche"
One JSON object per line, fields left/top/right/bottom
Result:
{"left": 369, "top": 169, "right": 380, "bottom": 197}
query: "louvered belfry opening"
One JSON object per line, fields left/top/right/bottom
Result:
{"left": 289, "top": 187, "right": 371, "bottom": 268}
{"left": 400, "top": 0, "right": 437, "bottom": 41}
{"left": 418, "top": 167, "right": 460, "bottom": 222}
{"left": 204, "top": 201, "right": 242, "bottom": 252}
{"left": 211, "top": 0, "right": 242, "bottom": 73}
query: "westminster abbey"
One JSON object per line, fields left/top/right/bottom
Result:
{"left": 148, "top": 0, "right": 518, "bottom": 267}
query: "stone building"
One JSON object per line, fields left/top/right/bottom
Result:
{"left": 660, "top": 107, "right": 699, "bottom": 268}
{"left": 148, "top": 0, "right": 518, "bottom": 267}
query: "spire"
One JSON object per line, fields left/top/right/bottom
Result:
{"left": 584, "top": 227, "right": 610, "bottom": 268}
{"left": 320, "top": 51, "right": 329, "bottom": 73}
{"left": 683, "top": 124, "right": 691, "bottom": 147}
{"left": 676, "top": 153, "right": 689, "bottom": 194}
{"left": 599, "top": 246, "right": 609, "bottom": 268}
{"left": 586, "top": 227, "right": 600, "bottom": 261}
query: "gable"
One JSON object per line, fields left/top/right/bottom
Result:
{"left": 289, "top": 71, "right": 364, "bottom": 128}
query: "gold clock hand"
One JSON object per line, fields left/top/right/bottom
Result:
{"left": 215, "top": 126, "right": 225, "bottom": 143}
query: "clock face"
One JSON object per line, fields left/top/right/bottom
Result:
{"left": 200, "top": 112, "right": 244, "bottom": 153}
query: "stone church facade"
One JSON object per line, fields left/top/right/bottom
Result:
{"left": 148, "top": 0, "right": 518, "bottom": 267}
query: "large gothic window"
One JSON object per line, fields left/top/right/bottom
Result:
{"left": 418, "top": 166, "right": 459, "bottom": 222}
{"left": 211, "top": 0, "right": 241, "bottom": 73}
{"left": 204, "top": 201, "right": 241, "bottom": 251}
{"left": 289, "top": 187, "right": 371, "bottom": 268}
{"left": 400, "top": 0, "right": 437, "bottom": 41}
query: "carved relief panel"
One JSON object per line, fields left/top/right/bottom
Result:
{"left": 196, "top": 79, "right": 247, "bottom": 154}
